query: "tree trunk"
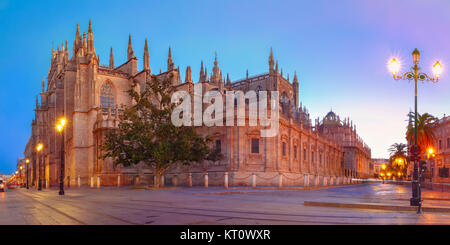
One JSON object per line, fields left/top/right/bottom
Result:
{"left": 154, "top": 172, "right": 161, "bottom": 189}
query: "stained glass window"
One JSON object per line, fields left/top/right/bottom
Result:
{"left": 100, "top": 83, "right": 114, "bottom": 109}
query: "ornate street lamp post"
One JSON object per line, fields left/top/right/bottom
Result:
{"left": 25, "top": 158, "right": 29, "bottom": 189}
{"left": 36, "top": 143, "right": 43, "bottom": 191}
{"left": 388, "top": 48, "right": 442, "bottom": 213}
{"left": 19, "top": 165, "right": 23, "bottom": 185}
{"left": 56, "top": 117, "right": 66, "bottom": 195}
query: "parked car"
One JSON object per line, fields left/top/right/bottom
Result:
{"left": 0, "top": 180, "right": 4, "bottom": 192}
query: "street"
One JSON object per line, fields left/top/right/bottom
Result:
{"left": 2, "top": 183, "right": 450, "bottom": 225}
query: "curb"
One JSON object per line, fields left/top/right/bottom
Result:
{"left": 303, "top": 201, "right": 450, "bottom": 213}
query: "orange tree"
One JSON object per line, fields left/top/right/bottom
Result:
{"left": 101, "top": 73, "right": 220, "bottom": 188}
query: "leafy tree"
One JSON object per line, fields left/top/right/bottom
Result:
{"left": 406, "top": 112, "right": 438, "bottom": 154}
{"left": 101, "top": 73, "right": 219, "bottom": 188}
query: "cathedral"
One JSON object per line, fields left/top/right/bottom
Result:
{"left": 23, "top": 20, "right": 372, "bottom": 188}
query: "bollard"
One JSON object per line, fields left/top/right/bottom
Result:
{"left": 204, "top": 173, "right": 208, "bottom": 188}
{"left": 77, "top": 175, "right": 81, "bottom": 188}
{"left": 278, "top": 174, "right": 283, "bottom": 188}
{"left": 252, "top": 173, "right": 256, "bottom": 188}
{"left": 117, "top": 175, "right": 121, "bottom": 188}
{"left": 303, "top": 174, "right": 309, "bottom": 187}
{"left": 224, "top": 172, "right": 229, "bottom": 189}
{"left": 315, "top": 175, "right": 320, "bottom": 187}
{"left": 323, "top": 176, "right": 328, "bottom": 186}
{"left": 173, "top": 174, "right": 178, "bottom": 187}
{"left": 188, "top": 173, "right": 192, "bottom": 187}
{"left": 160, "top": 175, "right": 165, "bottom": 187}
{"left": 97, "top": 175, "right": 100, "bottom": 189}
{"left": 90, "top": 176, "right": 94, "bottom": 188}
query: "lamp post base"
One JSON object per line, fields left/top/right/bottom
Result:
{"left": 410, "top": 198, "right": 420, "bottom": 206}
{"left": 59, "top": 190, "right": 64, "bottom": 195}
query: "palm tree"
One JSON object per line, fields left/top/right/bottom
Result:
{"left": 388, "top": 143, "right": 408, "bottom": 171}
{"left": 406, "top": 112, "right": 438, "bottom": 154}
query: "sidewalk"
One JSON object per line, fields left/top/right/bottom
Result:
{"left": 303, "top": 183, "right": 450, "bottom": 213}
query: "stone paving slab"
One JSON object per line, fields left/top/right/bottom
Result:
{"left": 303, "top": 201, "right": 450, "bottom": 213}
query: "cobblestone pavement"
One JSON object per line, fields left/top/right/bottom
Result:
{"left": 2, "top": 183, "right": 450, "bottom": 225}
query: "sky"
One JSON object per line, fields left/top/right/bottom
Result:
{"left": 0, "top": 0, "right": 449, "bottom": 174}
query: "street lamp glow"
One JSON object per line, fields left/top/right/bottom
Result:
{"left": 388, "top": 58, "right": 400, "bottom": 75}
{"left": 36, "top": 143, "right": 43, "bottom": 152}
{"left": 59, "top": 118, "right": 66, "bottom": 127}
{"left": 20, "top": 166, "right": 23, "bottom": 170}
{"left": 428, "top": 147, "right": 434, "bottom": 154}
{"left": 26, "top": 158, "right": 29, "bottom": 163}
{"left": 57, "top": 117, "right": 67, "bottom": 132}
{"left": 433, "top": 61, "right": 442, "bottom": 78}
{"left": 387, "top": 172, "right": 392, "bottom": 177}
{"left": 398, "top": 172, "right": 401, "bottom": 177}
{"left": 381, "top": 164, "right": 387, "bottom": 170}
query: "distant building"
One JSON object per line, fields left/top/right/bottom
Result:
{"left": 432, "top": 115, "right": 450, "bottom": 183}
{"left": 372, "top": 158, "right": 389, "bottom": 177}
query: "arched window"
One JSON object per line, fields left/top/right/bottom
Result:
{"left": 100, "top": 83, "right": 114, "bottom": 109}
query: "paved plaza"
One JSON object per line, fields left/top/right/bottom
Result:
{"left": 2, "top": 183, "right": 450, "bottom": 225}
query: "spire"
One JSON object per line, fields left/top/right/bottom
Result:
{"left": 87, "top": 19, "right": 94, "bottom": 54}
{"left": 211, "top": 52, "right": 220, "bottom": 84}
{"left": 143, "top": 38, "right": 150, "bottom": 71}
{"left": 275, "top": 60, "right": 278, "bottom": 74}
{"left": 167, "top": 46, "right": 174, "bottom": 71}
{"left": 185, "top": 66, "right": 192, "bottom": 84}
{"left": 246, "top": 69, "right": 249, "bottom": 79}
{"left": 42, "top": 75, "right": 45, "bottom": 93}
{"left": 177, "top": 66, "right": 181, "bottom": 83}
{"left": 76, "top": 23, "right": 81, "bottom": 40}
{"left": 226, "top": 73, "right": 231, "bottom": 88}
{"left": 82, "top": 32, "right": 86, "bottom": 54}
{"left": 293, "top": 71, "right": 298, "bottom": 84}
{"left": 88, "top": 19, "right": 92, "bottom": 33}
{"left": 73, "top": 23, "right": 82, "bottom": 57}
{"left": 269, "top": 47, "right": 274, "bottom": 73}
{"left": 64, "top": 40, "right": 68, "bottom": 55}
{"left": 109, "top": 47, "right": 114, "bottom": 68}
{"left": 199, "top": 60, "right": 205, "bottom": 82}
{"left": 127, "top": 34, "right": 135, "bottom": 60}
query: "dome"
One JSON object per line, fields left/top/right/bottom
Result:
{"left": 322, "top": 110, "right": 342, "bottom": 126}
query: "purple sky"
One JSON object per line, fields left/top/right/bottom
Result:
{"left": 0, "top": 0, "right": 449, "bottom": 173}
